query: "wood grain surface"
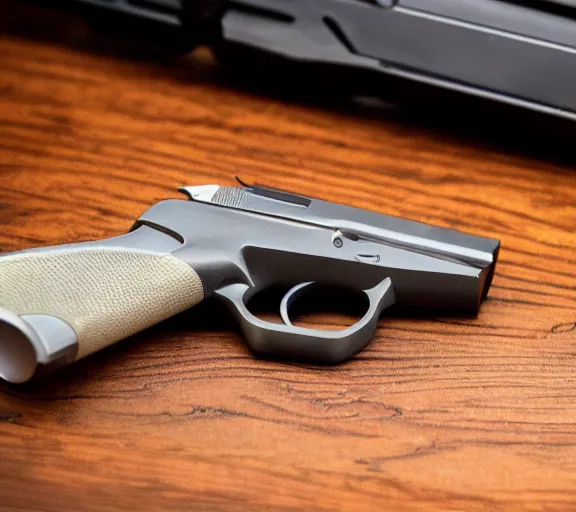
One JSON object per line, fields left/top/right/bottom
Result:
{"left": 1, "top": 3, "right": 575, "bottom": 511}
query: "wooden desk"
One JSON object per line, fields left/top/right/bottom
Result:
{"left": 1, "top": 4, "right": 575, "bottom": 511}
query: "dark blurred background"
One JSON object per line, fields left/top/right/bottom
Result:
{"left": 1, "top": 0, "right": 575, "bottom": 170}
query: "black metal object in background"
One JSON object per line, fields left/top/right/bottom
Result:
{"left": 34, "top": 0, "right": 576, "bottom": 122}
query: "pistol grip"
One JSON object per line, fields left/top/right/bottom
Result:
{"left": 0, "top": 230, "right": 204, "bottom": 383}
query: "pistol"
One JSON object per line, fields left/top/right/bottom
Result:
{"left": 0, "top": 183, "right": 500, "bottom": 383}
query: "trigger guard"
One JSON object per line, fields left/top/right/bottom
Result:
{"left": 280, "top": 282, "right": 314, "bottom": 326}
{"left": 214, "top": 278, "right": 396, "bottom": 364}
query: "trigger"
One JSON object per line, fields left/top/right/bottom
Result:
{"left": 280, "top": 282, "right": 314, "bottom": 326}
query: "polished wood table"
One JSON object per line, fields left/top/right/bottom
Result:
{"left": 1, "top": 4, "right": 575, "bottom": 511}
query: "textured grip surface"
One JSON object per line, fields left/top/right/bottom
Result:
{"left": 0, "top": 248, "right": 204, "bottom": 359}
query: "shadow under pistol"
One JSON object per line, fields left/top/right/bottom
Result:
{"left": 0, "top": 183, "right": 500, "bottom": 383}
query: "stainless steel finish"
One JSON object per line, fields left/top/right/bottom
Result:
{"left": 23, "top": 315, "right": 79, "bottom": 362}
{"left": 0, "top": 183, "right": 500, "bottom": 380}
{"left": 280, "top": 282, "right": 313, "bottom": 326}
{"left": 0, "top": 308, "right": 45, "bottom": 383}
{"left": 331, "top": 231, "right": 344, "bottom": 249}
{"left": 7, "top": 225, "right": 183, "bottom": 259}
{"left": 0, "top": 310, "right": 77, "bottom": 383}
{"left": 178, "top": 185, "right": 220, "bottom": 203}
{"left": 141, "top": 183, "right": 499, "bottom": 363}
{"left": 216, "top": 278, "right": 395, "bottom": 364}
{"left": 181, "top": 185, "right": 496, "bottom": 267}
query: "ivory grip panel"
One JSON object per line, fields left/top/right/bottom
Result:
{"left": 0, "top": 247, "right": 204, "bottom": 360}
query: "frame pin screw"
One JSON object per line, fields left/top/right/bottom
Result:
{"left": 332, "top": 231, "right": 344, "bottom": 248}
